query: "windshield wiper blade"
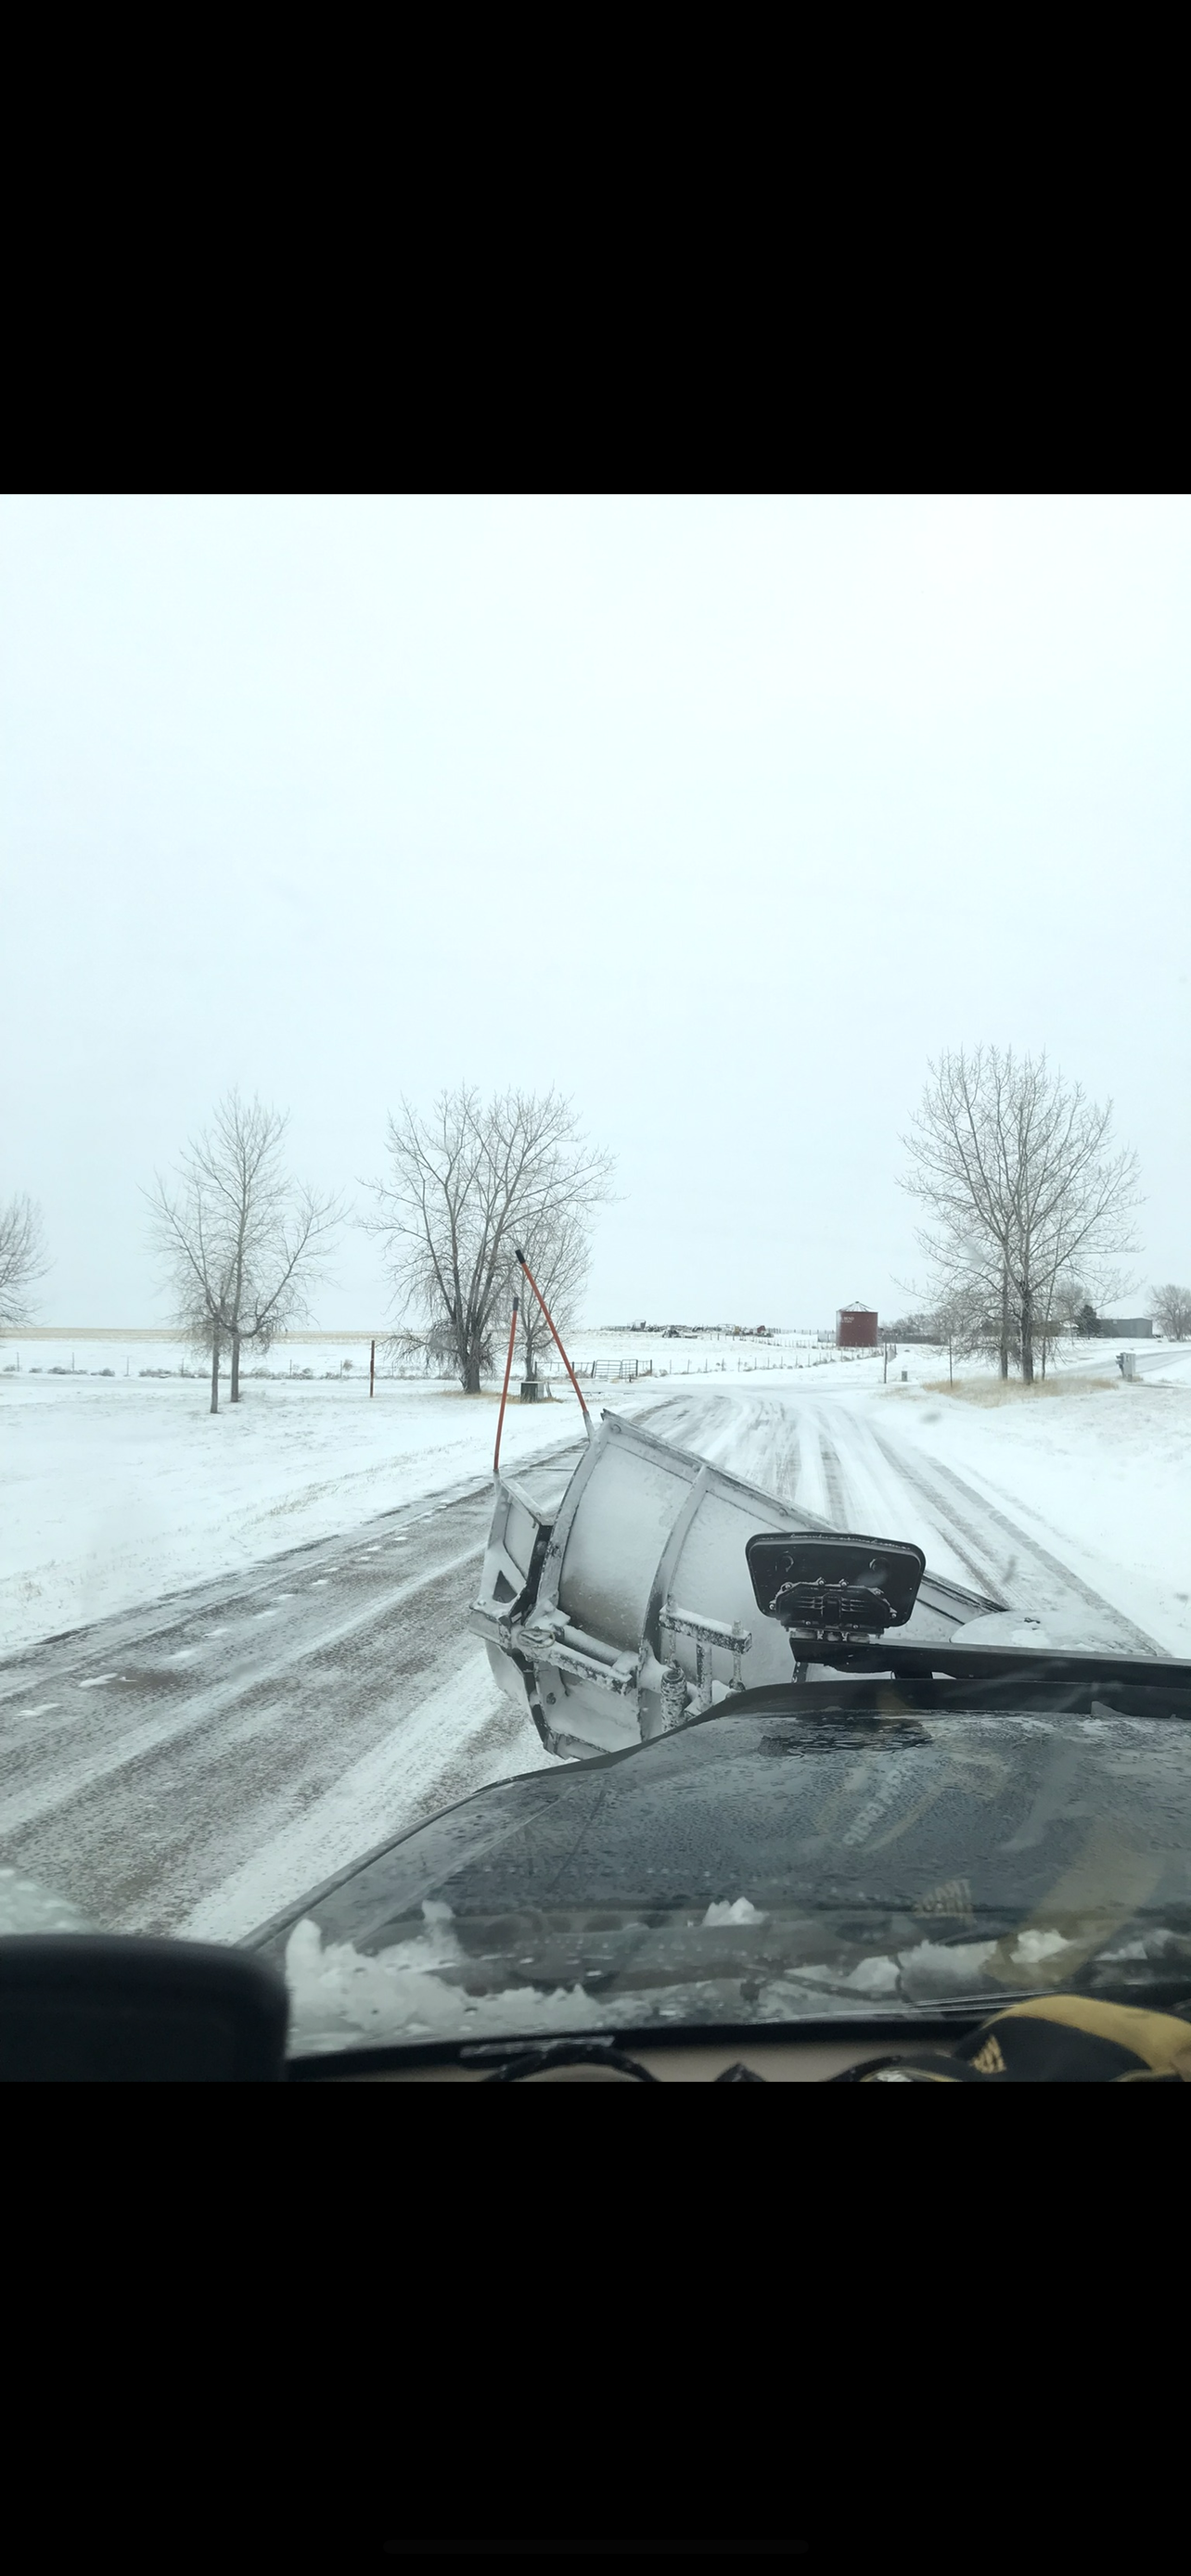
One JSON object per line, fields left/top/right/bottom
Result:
{"left": 902, "top": 1987, "right": 1058, "bottom": 2017}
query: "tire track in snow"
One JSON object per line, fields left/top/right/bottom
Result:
{"left": 869, "top": 1433, "right": 1159, "bottom": 1650}
{"left": 818, "top": 1430, "right": 849, "bottom": 1525}
{"left": 630, "top": 1391, "right": 807, "bottom": 1517}
{"left": 0, "top": 1546, "right": 489, "bottom": 1844}
{"left": 0, "top": 1469, "right": 582, "bottom": 1936}
{"left": 180, "top": 1655, "right": 539, "bottom": 1945}
{"left": 812, "top": 1409, "right": 1007, "bottom": 1600}
{"left": 631, "top": 1384, "right": 1156, "bottom": 1649}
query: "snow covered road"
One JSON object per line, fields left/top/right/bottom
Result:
{"left": 3, "top": 1371, "right": 1183, "bottom": 1943}
{"left": 0, "top": 1452, "right": 583, "bottom": 1941}
{"left": 634, "top": 1385, "right": 1162, "bottom": 1651}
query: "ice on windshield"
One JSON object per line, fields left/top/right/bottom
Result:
{"left": 0, "top": 1867, "right": 95, "bottom": 1936}
{"left": 274, "top": 1707, "right": 1191, "bottom": 2055}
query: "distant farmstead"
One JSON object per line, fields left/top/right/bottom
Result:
{"left": 836, "top": 1303, "right": 878, "bottom": 1349}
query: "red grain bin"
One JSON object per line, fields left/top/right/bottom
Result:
{"left": 836, "top": 1304, "right": 878, "bottom": 1348}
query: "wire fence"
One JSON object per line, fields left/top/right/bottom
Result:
{"left": 531, "top": 1345, "right": 875, "bottom": 1385}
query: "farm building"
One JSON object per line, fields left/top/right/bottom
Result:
{"left": 836, "top": 1304, "right": 878, "bottom": 1349}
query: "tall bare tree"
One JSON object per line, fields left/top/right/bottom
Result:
{"left": 0, "top": 1193, "right": 49, "bottom": 1331}
{"left": 366, "top": 1089, "right": 613, "bottom": 1394}
{"left": 903, "top": 1048, "right": 1140, "bottom": 1384}
{"left": 1152, "top": 1283, "right": 1191, "bottom": 1341}
{"left": 145, "top": 1092, "right": 342, "bottom": 1413}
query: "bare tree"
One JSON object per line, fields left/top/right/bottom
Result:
{"left": 1152, "top": 1283, "right": 1191, "bottom": 1341}
{"left": 0, "top": 1193, "right": 50, "bottom": 1331}
{"left": 903, "top": 1048, "right": 1141, "bottom": 1384}
{"left": 366, "top": 1089, "right": 613, "bottom": 1394}
{"left": 145, "top": 1092, "right": 342, "bottom": 1413}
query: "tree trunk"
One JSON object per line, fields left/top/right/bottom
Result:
{"left": 1020, "top": 1283, "right": 1034, "bottom": 1385}
{"left": 210, "top": 1338, "right": 221, "bottom": 1415}
{"left": 999, "top": 1269, "right": 1010, "bottom": 1380}
{"left": 230, "top": 1328, "right": 241, "bottom": 1403}
{"left": 464, "top": 1348, "right": 481, "bottom": 1394}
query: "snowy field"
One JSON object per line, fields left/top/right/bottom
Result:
{"left": 1, "top": 1337, "right": 583, "bottom": 1652}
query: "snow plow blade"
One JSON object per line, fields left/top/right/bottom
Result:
{"left": 469, "top": 1410, "right": 992, "bottom": 1759}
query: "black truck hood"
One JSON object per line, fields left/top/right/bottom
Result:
{"left": 250, "top": 1656, "right": 1191, "bottom": 2059}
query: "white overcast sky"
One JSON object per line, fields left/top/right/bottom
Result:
{"left": 3, "top": 493, "right": 1188, "bottom": 1329}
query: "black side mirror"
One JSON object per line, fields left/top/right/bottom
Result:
{"left": 746, "top": 1532, "right": 926, "bottom": 1648}
{"left": 0, "top": 1936, "right": 289, "bottom": 2082}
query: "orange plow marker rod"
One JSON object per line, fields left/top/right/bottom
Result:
{"left": 493, "top": 1296, "right": 519, "bottom": 1475}
{"left": 515, "top": 1250, "right": 593, "bottom": 1436}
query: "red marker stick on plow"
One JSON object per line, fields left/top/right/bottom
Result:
{"left": 514, "top": 1248, "right": 594, "bottom": 1439}
{"left": 493, "top": 1295, "right": 519, "bottom": 1476}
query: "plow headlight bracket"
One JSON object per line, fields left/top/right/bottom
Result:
{"left": 746, "top": 1532, "right": 926, "bottom": 1652}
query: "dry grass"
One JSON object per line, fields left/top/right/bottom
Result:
{"left": 919, "top": 1372, "right": 1118, "bottom": 1408}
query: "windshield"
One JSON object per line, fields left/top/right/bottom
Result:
{"left": 255, "top": 1693, "right": 1191, "bottom": 2057}
{"left": 3, "top": 495, "right": 1191, "bottom": 2078}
